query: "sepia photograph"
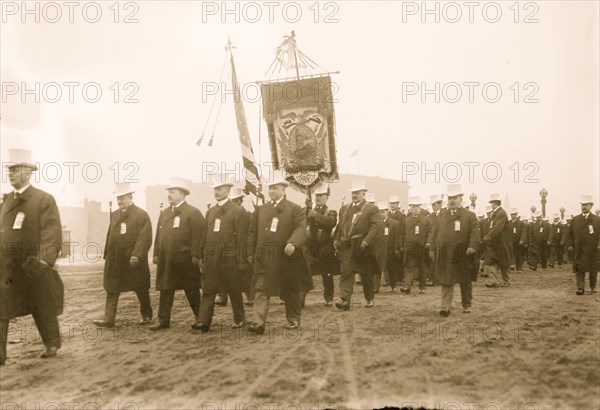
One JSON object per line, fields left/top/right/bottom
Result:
{"left": 1, "top": 1, "right": 599, "bottom": 409}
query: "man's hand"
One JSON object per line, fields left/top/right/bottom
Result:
{"left": 466, "top": 247, "right": 476, "bottom": 256}
{"left": 568, "top": 246, "right": 574, "bottom": 252}
{"left": 284, "top": 243, "right": 296, "bottom": 256}
{"left": 360, "top": 241, "right": 368, "bottom": 250}
{"left": 519, "top": 241, "right": 523, "bottom": 246}
{"left": 191, "top": 256, "right": 200, "bottom": 266}
{"left": 429, "top": 251, "right": 435, "bottom": 260}
{"left": 247, "top": 256, "right": 255, "bottom": 264}
{"left": 129, "top": 256, "right": 139, "bottom": 266}
{"left": 425, "top": 243, "right": 431, "bottom": 251}
{"left": 308, "top": 209, "right": 317, "bottom": 218}
{"left": 547, "top": 241, "right": 551, "bottom": 246}
{"left": 153, "top": 256, "right": 158, "bottom": 265}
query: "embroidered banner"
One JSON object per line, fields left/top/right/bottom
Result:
{"left": 261, "top": 75, "right": 338, "bottom": 191}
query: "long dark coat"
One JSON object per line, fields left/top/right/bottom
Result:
{"left": 335, "top": 201, "right": 383, "bottom": 275}
{"left": 202, "top": 200, "right": 248, "bottom": 294}
{"left": 103, "top": 204, "right": 152, "bottom": 293}
{"left": 568, "top": 213, "right": 600, "bottom": 274}
{"left": 430, "top": 207, "right": 480, "bottom": 285}
{"left": 304, "top": 205, "right": 340, "bottom": 275}
{"left": 248, "top": 198, "right": 308, "bottom": 297}
{"left": 0, "top": 186, "right": 63, "bottom": 319}
{"left": 482, "top": 207, "right": 513, "bottom": 268}
{"left": 154, "top": 202, "right": 204, "bottom": 290}
{"left": 401, "top": 213, "right": 432, "bottom": 268}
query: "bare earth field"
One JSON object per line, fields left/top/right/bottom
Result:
{"left": 1, "top": 264, "right": 598, "bottom": 410}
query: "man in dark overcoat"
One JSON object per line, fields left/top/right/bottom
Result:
{"left": 482, "top": 194, "right": 512, "bottom": 288}
{"left": 1, "top": 149, "right": 63, "bottom": 363}
{"left": 94, "top": 183, "right": 153, "bottom": 327}
{"left": 334, "top": 181, "right": 382, "bottom": 310}
{"left": 150, "top": 178, "right": 205, "bottom": 330}
{"left": 428, "top": 184, "right": 480, "bottom": 316}
{"left": 568, "top": 195, "right": 600, "bottom": 295}
{"left": 247, "top": 174, "right": 308, "bottom": 334}
{"left": 193, "top": 181, "right": 248, "bottom": 332}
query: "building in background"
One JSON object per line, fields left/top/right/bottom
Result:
{"left": 59, "top": 199, "right": 109, "bottom": 259}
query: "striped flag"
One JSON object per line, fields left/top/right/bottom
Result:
{"left": 231, "top": 54, "right": 263, "bottom": 199}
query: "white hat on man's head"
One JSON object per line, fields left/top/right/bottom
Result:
{"left": 377, "top": 201, "right": 389, "bottom": 211}
{"left": 229, "top": 187, "right": 245, "bottom": 200}
{"left": 447, "top": 184, "right": 463, "bottom": 198}
{"left": 167, "top": 177, "right": 191, "bottom": 196}
{"left": 349, "top": 180, "right": 367, "bottom": 192}
{"left": 365, "top": 193, "right": 376, "bottom": 203}
{"left": 408, "top": 195, "right": 421, "bottom": 206}
{"left": 580, "top": 195, "right": 594, "bottom": 205}
{"left": 430, "top": 194, "right": 443, "bottom": 204}
{"left": 114, "top": 182, "right": 135, "bottom": 197}
{"left": 510, "top": 208, "right": 518, "bottom": 215}
{"left": 5, "top": 149, "right": 38, "bottom": 171}
{"left": 389, "top": 195, "right": 400, "bottom": 203}
{"left": 489, "top": 193, "right": 502, "bottom": 203}
{"left": 267, "top": 170, "right": 290, "bottom": 187}
{"left": 314, "top": 182, "right": 330, "bottom": 196}
{"left": 533, "top": 210, "right": 542, "bottom": 218}
{"left": 210, "top": 176, "right": 234, "bottom": 189}
{"left": 553, "top": 213, "right": 560, "bottom": 219}
{"left": 485, "top": 205, "right": 492, "bottom": 213}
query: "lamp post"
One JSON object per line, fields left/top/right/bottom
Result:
{"left": 469, "top": 193, "right": 477, "bottom": 211}
{"left": 539, "top": 188, "right": 548, "bottom": 218}
{"left": 530, "top": 205, "right": 537, "bottom": 215}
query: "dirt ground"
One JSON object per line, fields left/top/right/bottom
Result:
{"left": 1, "top": 263, "right": 598, "bottom": 410}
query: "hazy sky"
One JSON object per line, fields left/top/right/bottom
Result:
{"left": 1, "top": 1, "right": 598, "bottom": 216}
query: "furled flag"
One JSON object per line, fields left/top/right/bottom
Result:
{"left": 231, "top": 53, "right": 263, "bottom": 199}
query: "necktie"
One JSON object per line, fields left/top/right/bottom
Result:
{"left": 14, "top": 192, "right": 19, "bottom": 199}
{"left": 171, "top": 206, "right": 175, "bottom": 212}
{"left": 271, "top": 200, "right": 277, "bottom": 207}
{"left": 451, "top": 210, "right": 456, "bottom": 216}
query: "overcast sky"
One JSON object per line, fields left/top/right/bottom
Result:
{"left": 1, "top": 1, "right": 598, "bottom": 216}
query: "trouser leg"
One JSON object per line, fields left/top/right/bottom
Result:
{"left": 198, "top": 292, "right": 216, "bottom": 326}
{"left": 184, "top": 288, "right": 201, "bottom": 318}
{"left": 253, "top": 274, "right": 270, "bottom": 326}
{"left": 32, "top": 311, "right": 61, "bottom": 349}
{"left": 157, "top": 289, "right": 175, "bottom": 325}
{"left": 441, "top": 285, "right": 454, "bottom": 310}
{"left": 282, "top": 290, "right": 301, "bottom": 325}
{"left": 103, "top": 292, "right": 120, "bottom": 323}
{"left": 0, "top": 319, "right": 8, "bottom": 364}
{"left": 135, "top": 288, "right": 153, "bottom": 319}
{"left": 321, "top": 273, "right": 334, "bottom": 301}
{"left": 459, "top": 281, "right": 473, "bottom": 309}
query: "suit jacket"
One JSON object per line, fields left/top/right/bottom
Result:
{"left": 401, "top": 213, "right": 432, "bottom": 268}
{"left": 549, "top": 222, "right": 567, "bottom": 245}
{"left": 304, "top": 204, "right": 340, "bottom": 275}
{"left": 154, "top": 202, "right": 205, "bottom": 290}
{"left": 103, "top": 203, "right": 152, "bottom": 293}
{"left": 482, "top": 207, "right": 513, "bottom": 268}
{"left": 567, "top": 213, "right": 600, "bottom": 273}
{"left": 508, "top": 218, "right": 524, "bottom": 245}
{"left": 202, "top": 199, "right": 249, "bottom": 294}
{"left": 529, "top": 220, "right": 550, "bottom": 244}
{"left": 388, "top": 209, "right": 405, "bottom": 224}
{"left": 335, "top": 200, "right": 383, "bottom": 274}
{"left": 0, "top": 186, "right": 63, "bottom": 319}
{"left": 429, "top": 207, "right": 480, "bottom": 285}
{"left": 247, "top": 198, "right": 308, "bottom": 296}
